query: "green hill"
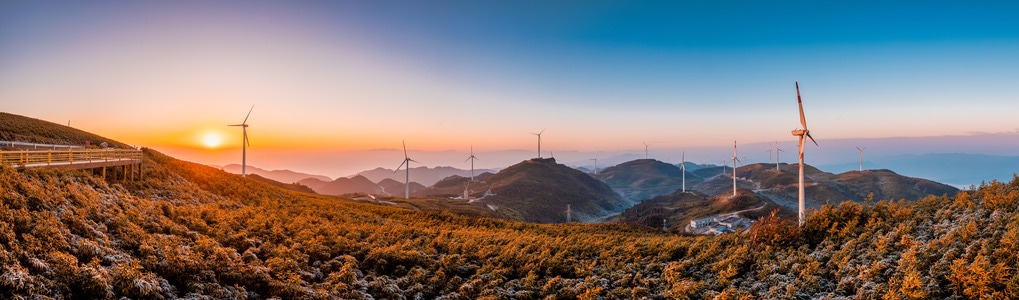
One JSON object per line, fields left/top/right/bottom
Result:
{"left": 618, "top": 189, "right": 790, "bottom": 231}
{"left": 0, "top": 112, "right": 133, "bottom": 148}
{"left": 482, "top": 158, "right": 627, "bottom": 223}
{"left": 734, "top": 163, "right": 959, "bottom": 210}
{"left": 594, "top": 159, "right": 704, "bottom": 203}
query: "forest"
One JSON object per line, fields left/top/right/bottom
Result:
{"left": 0, "top": 148, "right": 1016, "bottom": 299}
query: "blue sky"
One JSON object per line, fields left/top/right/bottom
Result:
{"left": 1, "top": 1, "right": 1018, "bottom": 176}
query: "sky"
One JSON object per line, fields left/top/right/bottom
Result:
{"left": 2, "top": 1, "right": 1018, "bottom": 178}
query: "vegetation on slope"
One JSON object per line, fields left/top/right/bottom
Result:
{"left": 247, "top": 174, "right": 317, "bottom": 194}
{"left": 1, "top": 147, "right": 1019, "bottom": 298}
{"left": 0, "top": 112, "right": 132, "bottom": 148}
{"left": 483, "top": 158, "right": 627, "bottom": 223}
{"left": 618, "top": 189, "right": 790, "bottom": 231}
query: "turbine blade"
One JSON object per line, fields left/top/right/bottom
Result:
{"left": 244, "top": 131, "right": 250, "bottom": 147}
{"left": 403, "top": 140, "right": 408, "bottom": 158}
{"left": 395, "top": 160, "right": 407, "bottom": 173}
{"left": 806, "top": 132, "right": 818, "bottom": 146}
{"left": 408, "top": 158, "right": 420, "bottom": 163}
{"left": 796, "top": 82, "right": 808, "bottom": 130}
{"left": 242, "top": 105, "right": 254, "bottom": 124}
{"left": 464, "top": 156, "right": 471, "bottom": 163}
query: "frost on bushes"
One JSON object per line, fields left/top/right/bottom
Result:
{"left": 1, "top": 153, "right": 1019, "bottom": 298}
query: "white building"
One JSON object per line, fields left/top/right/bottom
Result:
{"left": 690, "top": 217, "right": 715, "bottom": 228}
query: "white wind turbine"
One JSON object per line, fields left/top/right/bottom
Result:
{"left": 530, "top": 129, "right": 545, "bottom": 158}
{"left": 681, "top": 151, "right": 686, "bottom": 192}
{"left": 731, "top": 140, "right": 741, "bottom": 198}
{"left": 465, "top": 146, "right": 479, "bottom": 181}
{"left": 394, "top": 140, "right": 419, "bottom": 199}
{"left": 857, "top": 147, "right": 866, "bottom": 171}
{"left": 775, "top": 140, "right": 785, "bottom": 171}
{"left": 791, "top": 82, "right": 818, "bottom": 226}
{"left": 227, "top": 105, "right": 254, "bottom": 178}
{"left": 643, "top": 142, "right": 650, "bottom": 159}
{"left": 590, "top": 153, "right": 599, "bottom": 175}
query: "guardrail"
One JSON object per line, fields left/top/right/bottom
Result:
{"left": 0, "top": 148, "right": 142, "bottom": 169}
{"left": 0, "top": 141, "right": 85, "bottom": 150}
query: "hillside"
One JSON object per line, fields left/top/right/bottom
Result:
{"left": 412, "top": 175, "right": 492, "bottom": 198}
{"left": 689, "top": 171, "right": 759, "bottom": 196}
{"left": 618, "top": 189, "right": 789, "bottom": 230}
{"left": 5, "top": 151, "right": 1019, "bottom": 298}
{"left": 0, "top": 112, "right": 132, "bottom": 148}
{"left": 1, "top": 112, "right": 1017, "bottom": 298}
{"left": 298, "top": 175, "right": 384, "bottom": 196}
{"left": 594, "top": 159, "right": 704, "bottom": 203}
{"left": 355, "top": 166, "right": 496, "bottom": 186}
{"left": 221, "top": 164, "right": 331, "bottom": 183}
{"left": 732, "top": 163, "right": 958, "bottom": 210}
{"left": 247, "top": 174, "right": 317, "bottom": 194}
{"left": 480, "top": 158, "right": 627, "bottom": 223}
{"left": 377, "top": 178, "right": 426, "bottom": 196}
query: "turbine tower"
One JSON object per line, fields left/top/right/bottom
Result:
{"left": 775, "top": 140, "right": 784, "bottom": 171}
{"left": 857, "top": 147, "right": 866, "bottom": 171}
{"left": 681, "top": 151, "right": 686, "bottom": 192}
{"left": 394, "top": 140, "right": 419, "bottom": 199}
{"left": 642, "top": 142, "right": 650, "bottom": 159}
{"left": 465, "top": 146, "right": 479, "bottom": 181}
{"left": 530, "top": 129, "right": 545, "bottom": 158}
{"left": 227, "top": 105, "right": 254, "bottom": 178}
{"left": 791, "top": 82, "right": 818, "bottom": 226}
{"left": 732, "top": 140, "right": 741, "bottom": 198}
{"left": 566, "top": 204, "right": 572, "bottom": 223}
{"left": 590, "top": 155, "right": 598, "bottom": 175}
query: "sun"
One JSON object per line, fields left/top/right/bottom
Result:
{"left": 203, "top": 133, "right": 222, "bottom": 148}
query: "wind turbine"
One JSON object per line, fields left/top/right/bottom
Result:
{"left": 530, "top": 129, "right": 545, "bottom": 158}
{"left": 642, "top": 142, "right": 650, "bottom": 159}
{"left": 566, "top": 204, "right": 572, "bottom": 223}
{"left": 228, "top": 105, "right": 254, "bottom": 178}
{"left": 732, "top": 140, "right": 741, "bottom": 198}
{"left": 590, "top": 154, "right": 598, "bottom": 175}
{"left": 775, "top": 140, "right": 785, "bottom": 171}
{"left": 857, "top": 147, "right": 866, "bottom": 171}
{"left": 681, "top": 151, "right": 686, "bottom": 192}
{"left": 394, "top": 140, "right": 419, "bottom": 199}
{"left": 465, "top": 146, "right": 479, "bottom": 181}
{"left": 791, "top": 82, "right": 818, "bottom": 226}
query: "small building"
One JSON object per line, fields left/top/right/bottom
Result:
{"left": 690, "top": 217, "right": 715, "bottom": 228}
{"left": 718, "top": 216, "right": 742, "bottom": 228}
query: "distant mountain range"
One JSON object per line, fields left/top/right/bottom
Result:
{"left": 718, "top": 163, "right": 958, "bottom": 211}
{"left": 819, "top": 153, "right": 1019, "bottom": 188}
{"left": 220, "top": 164, "right": 331, "bottom": 183}
{"left": 353, "top": 166, "right": 497, "bottom": 187}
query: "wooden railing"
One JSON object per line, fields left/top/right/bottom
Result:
{"left": 0, "top": 148, "right": 142, "bottom": 168}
